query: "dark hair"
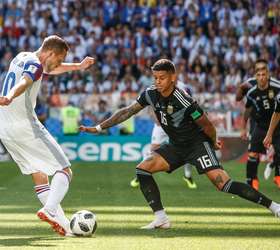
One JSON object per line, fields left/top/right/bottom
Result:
{"left": 41, "top": 35, "right": 69, "bottom": 54}
{"left": 254, "top": 58, "right": 269, "bottom": 73}
{"left": 255, "top": 58, "right": 268, "bottom": 66}
{"left": 151, "top": 59, "right": 176, "bottom": 73}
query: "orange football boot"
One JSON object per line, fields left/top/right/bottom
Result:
{"left": 252, "top": 179, "right": 259, "bottom": 191}
{"left": 273, "top": 176, "right": 280, "bottom": 189}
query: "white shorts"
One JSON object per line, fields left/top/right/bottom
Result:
{"left": 151, "top": 124, "right": 168, "bottom": 145}
{"left": 2, "top": 132, "right": 70, "bottom": 176}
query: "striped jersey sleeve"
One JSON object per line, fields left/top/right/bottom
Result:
{"left": 137, "top": 89, "right": 150, "bottom": 107}
{"left": 136, "top": 86, "right": 156, "bottom": 108}
{"left": 173, "top": 88, "right": 204, "bottom": 120}
{"left": 245, "top": 85, "right": 256, "bottom": 108}
{"left": 242, "top": 78, "right": 257, "bottom": 96}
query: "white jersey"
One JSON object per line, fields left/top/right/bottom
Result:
{"left": 0, "top": 52, "right": 44, "bottom": 140}
{"left": 151, "top": 123, "right": 168, "bottom": 145}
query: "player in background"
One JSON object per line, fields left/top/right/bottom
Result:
{"left": 264, "top": 89, "right": 280, "bottom": 154}
{"left": 237, "top": 61, "right": 280, "bottom": 189}
{"left": 0, "top": 35, "right": 95, "bottom": 236}
{"left": 80, "top": 59, "right": 280, "bottom": 229}
{"left": 130, "top": 81, "right": 197, "bottom": 189}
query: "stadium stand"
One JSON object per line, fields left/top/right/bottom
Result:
{"left": 0, "top": 0, "right": 279, "bottom": 136}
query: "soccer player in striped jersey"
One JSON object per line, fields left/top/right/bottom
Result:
{"left": 80, "top": 59, "right": 280, "bottom": 229}
{"left": 130, "top": 81, "right": 197, "bottom": 189}
{"left": 238, "top": 59, "right": 280, "bottom": 189}
{"left": 0, "top": 35, "right": 95, "bottom": 236}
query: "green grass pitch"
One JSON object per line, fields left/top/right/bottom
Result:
{"left": 0, "top": 161, "right": 280, "bottom": 250}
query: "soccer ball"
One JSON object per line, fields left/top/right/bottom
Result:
{"left": 70, "top": 210, "right": 97, "bottom": 236}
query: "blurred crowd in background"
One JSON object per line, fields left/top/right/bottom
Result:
{"left": 0, "top": 0, "right": 279, "bottom": 135}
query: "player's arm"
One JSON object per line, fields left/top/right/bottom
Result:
{"left": 236, "top": 82, "right": 252, "bottom": 101}
{"left": 79, "top": 101, "right": 144, "bottom": 133}
{"left": 240, "top": 107, "right": 252, "bottom": 140}
{"left": 194, "top": 113, "right": 221, "bottom": 150}
{"left": 183, "top": 94, "right": 221, "bottom": 149}
{"left": 47, "top": 56, "right": 95, "bottom": 75}
{"left": 263, "top": 112, "right": 280, "bottom": 148}
{"left": 0, "top": 75, "right": 33, "bottom": 106}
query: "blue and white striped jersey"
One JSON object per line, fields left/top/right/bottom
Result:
{"left": 0, "top": 52, "right": 44, "bottom": 140}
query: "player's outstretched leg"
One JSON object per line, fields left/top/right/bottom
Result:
{"left": 37, "top": 168, "right": 72, "bottom": 236}
{"left": 207, "top": 169, "right": 280, "bottom": 217}
{"left": 182, "top": 163, "right": 197, "bottom": 189}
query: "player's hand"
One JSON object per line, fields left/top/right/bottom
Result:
{"left": 263, "top": 134, "right": 272, "bottom": 149}
{"left": 79, "top": 57, "right": 95, "bottom": 70}
{"left": 214, "top": 139, "right": 222, "bottom": 150}
{"left": 240, "top": 129, "right": 247, "bottom": 140}
{"left": 79, "top": 125, "right": 98, "bottom": 133}
{"left": 0, "top": 96, "right": 12, "bottom": 106}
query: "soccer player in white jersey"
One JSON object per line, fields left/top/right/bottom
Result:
{"left": 0, "top": 35, "right": 94, "bottom": 236}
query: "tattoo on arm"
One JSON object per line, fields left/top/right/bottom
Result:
{"left": 195, "top": 114, "right": 217, "bottom": 144}
{"left": 100, "top": 101, "right": 144, "bottom": 129}
{"left": 213, "top": 174, "right": 224, "bottom": 186}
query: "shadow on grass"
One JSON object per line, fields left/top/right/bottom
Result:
{"left": 0, "top": 223, "right": 279, "bottom": 239}
{"left": 92, "top": 226, "right": 280, "bottom": 239}
{"left": 0, "top": 236, "right": 63, "bottom": 247}
{"left": 0, "top": 207, "right": 271, "bottom": 218}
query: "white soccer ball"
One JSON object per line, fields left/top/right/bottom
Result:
{"left": 70, "top": 210, "right": 97, "bottom": 236}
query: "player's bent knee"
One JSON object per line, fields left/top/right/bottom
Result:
{"left": 67, "top": 168, "right": 73, "bottom": 180}
{"left": 32, "top": 172, "right": 49, "bottom": 186}
{"left": 207, "top": 169, "right": 230, "bottom": 191}
{"left": 137, "top": 161, "right": 154, "bottom": 173}
{"left": 60, "top": 167, "right": 72, "bottom": 182}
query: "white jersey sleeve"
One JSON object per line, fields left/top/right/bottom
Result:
{"left": 0, "top": 52, "right": 44, "bottom": 140}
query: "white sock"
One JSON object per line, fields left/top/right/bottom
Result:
{"left": 35, "top": 184, "right": 50, "bottom": 205}
{"left": 34, "top": 184, "right": 69, "bottom": 224}
{"left": 155, "top": 209, "right": 168, "bottom": 220}
{"left": 183, "top": 164, "right": 192, "bottom": 178}
{"left": 44, "top": 170, "right": 70, "bottom": 215}
{"left": 269, "top": 201, "right": 280, "bottom": 214}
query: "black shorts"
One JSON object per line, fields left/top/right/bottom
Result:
{"left": 248, "top": 126, "right": 266, "bottom": 154}
{"left": 155, "top": 140, "right": 223, "bottom": 175}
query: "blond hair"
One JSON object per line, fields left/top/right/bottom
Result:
{"left": 41, "top": 35, "right": 69, "bottom": 54}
